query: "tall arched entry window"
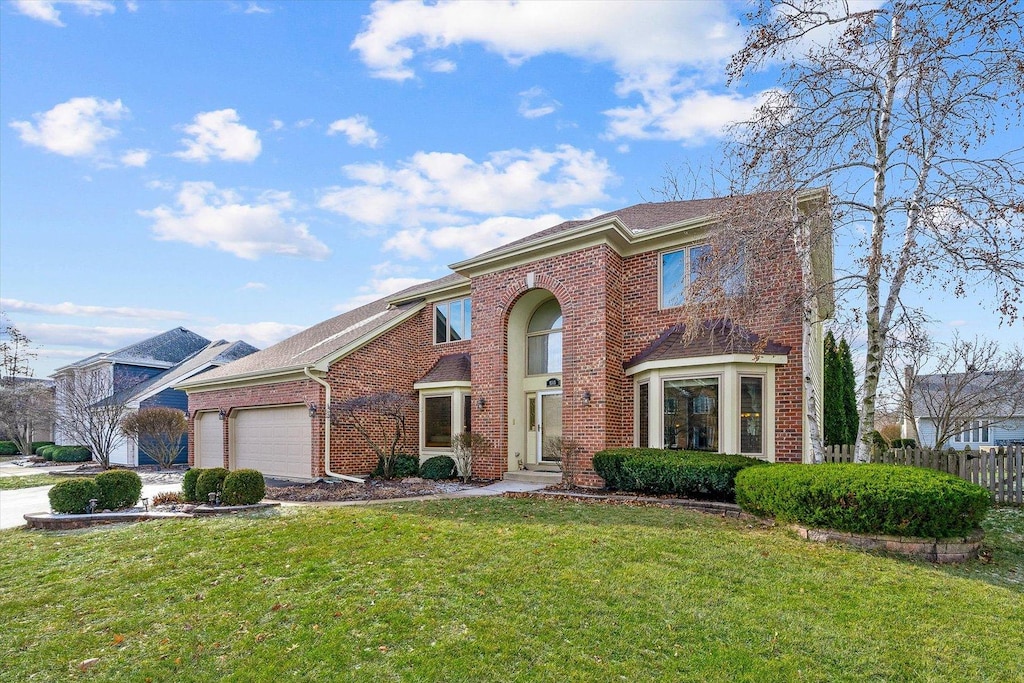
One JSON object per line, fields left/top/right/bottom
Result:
{"left": 527, "top": 299, "right": 563, "bottom": 375}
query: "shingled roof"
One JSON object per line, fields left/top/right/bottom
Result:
{"left": 417, "top": 353, "right": 471, "bottom": 385}
{"left": 54, "top": 327, "right": 212, "bottom": 373}
{"left": 624, "top": 321, "right": 791, "bottom": 369}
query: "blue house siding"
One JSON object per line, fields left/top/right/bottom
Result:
{"left": 138, "top": 389, "right": 189, "bottom": 466}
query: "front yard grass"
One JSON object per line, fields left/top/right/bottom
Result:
{"left": 0, "top": 473, "right": 86, "bottom": 490}
{"left": 1, "top": 498, "right": 1021, "bottom": 682}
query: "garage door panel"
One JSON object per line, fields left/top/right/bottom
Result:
{"left": 195, "top": 412, "right": 222, "bottom": 469}
{"left": 232, "top": 406, "right": 311, "bottom": 480}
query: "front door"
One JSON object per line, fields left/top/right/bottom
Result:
{"left": 537, "top": 390, "right": 563, "bottom": 464}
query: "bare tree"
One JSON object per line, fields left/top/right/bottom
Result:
{"left": 909, "top": 335, "right": 1024, "bottom": 448}
{"left": 725, "top": 1, "right": 1024, "bottom": 462}
{"left": 53, "top": 368, "right": 133, "bottom": 468}
{"left": 120, "top": 407, "right": 188, "bottom": 469}
{"left": 0, "top": 320, "right": 54, "bottom": 455}
{"left": 450, "top": 430, "right": 487, "bottom": 484}
{"left": 330, "top": 392, "right": 413, "bottom": 479}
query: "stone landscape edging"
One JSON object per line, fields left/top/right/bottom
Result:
{"left": 24, "top": 502, "right": 280, "bottom": 530}
{"left": 793, "top": 525, "right": 984, "bottom": 563}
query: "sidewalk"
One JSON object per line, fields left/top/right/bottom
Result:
{"left": 0, "top": 461, "right": 83, "bottom": 478}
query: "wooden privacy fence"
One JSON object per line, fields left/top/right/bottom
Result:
{"left": 823, "top": 444, "right": 1024, "bottom": 506}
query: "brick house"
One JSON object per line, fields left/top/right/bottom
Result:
{"left": 178, "top": 193, "right": 832, "bottom": 485}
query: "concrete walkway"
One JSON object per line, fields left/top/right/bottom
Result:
{"left": 0, "top": 461, "right": 83, "bottom": 478}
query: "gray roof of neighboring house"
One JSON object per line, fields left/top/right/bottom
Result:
{"left": 912, "top": 371, "right": 1023, "bottom": 418}
{"left": 54, "top": 327, "right": 211, "bottom": 373}
{"left": 418, "top": 353, "right": 471, "bottom": 384}
{"left": 624, "top": 321, "right": 791, "bottom": 370}
{"left": 100, "top": 340, "right": 259, "bottom": 406}
{"left": 186, "top": 276, "right": 466, "bottom": 384}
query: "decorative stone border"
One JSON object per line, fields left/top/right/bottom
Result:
{"left": 23, "top": 503, "right": 280, "bottom": 530}
{"left": 794, "top": 525, "right": 984, "bottom": 563}
{"left": 504, "top": 489, "right": 761, "bottom": 520}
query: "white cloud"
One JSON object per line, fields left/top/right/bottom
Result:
{"left": 173, "top": 109, "right": 261, "bottom": 163}
{"left": 518, "top": 86, "right": 560, "bottom": 119}
{"left": 240, "top": 282, "right": 268, "bottom": 291}
{"left": 428, "top": 59, "right": 456, "bottom": 73}
{"left": 244, "top": 2, "right": 271, "bottom": 14}
{"left": 198, "top": 322, "right": 305, "bottom": 349}
{"left": 125, "top": 1, "right": 138, "bottom": 11}
{"left": 119, "top": 148, "right": 151, "bottom": 167}
{"left": 10, "top": 97, "right": 127, "bottom": 157}
{"left": 270, "top": 119, "right": 285, "bottom": 131}
{"left": 318, "top": 144, "right": 614, "bottom": 227}
{"left": 350, "top": 1, "right": 754, "bottom": 143}
{"left": 1, "top": 298, "right": 186, "bottom": 320}
{"left": 327, "top": 115, "right": 381, "bottom": 148}
{"left": 384, "top": 213, "right": 572, "bottom": 260}
{"left": 294, "top": 118, "right": 314, "bottom": 128}
{"left": 334, "top": 276, "right": 431, "bottom": 312}
{"left": 11, "top": 0, "right": 114, "bottom": 26}
{"left": 141, "top": 181, "right": 330, "bottom": 260}
{"left": 20, "top": 323, "right": 161, "bottom": 350}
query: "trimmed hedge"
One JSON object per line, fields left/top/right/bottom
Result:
{"left": 52, "top": 446, "right": 92, "bottom": 463}
{"left": 49, "top": 478, "right": 100, "bottom": 514}
{"left": 222, "top": 469, "right": 266, "bottom": 505}
{"left": 890, "top": 438, "right": 917, "bottom": 449}
{"left": 196, "top": 467, "right": 229, "bottom": 502}
{"left": 95, "top": 470, "right": 142, "bottom": 510}
{"left": 373, "top": 454, "right": 419, "bottom": 478}
{"left": 0, "top": 441, "right": 18, "bottom": 456}
{"left": 420, "top": 455, "right": 456, "bottom": 480}
{"left": 38, "top": 445, "right": 57, "bottom": 461}
{"left": 735, "top": 463, "right": 992, "bottom": 538}
{"left": 593, "top": 448, "right": 769, "bottom": 501}
{"left": 182, "top": 468, "right": 203, "bottom": 502}
{"left": 31, "top": 441, "right": 55, "bottom": 454}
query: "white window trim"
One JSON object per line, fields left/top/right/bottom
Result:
{"left": 418, "top": 387, "right": 472, "bottom": 458}
{"left": 433, "top": 297, "right": 472, "bottom": 345}
{"left": 634, "top": 363, "right": 776, "bottom": 461}
{"left": 737, "top": 373, "right": 768, "bottom": 457}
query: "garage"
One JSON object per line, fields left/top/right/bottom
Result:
{"left": 194, "top": 411, "right": 223, "bottom": 469}
{"left": 231, "top": 405, "right": 312, "bottom": 480}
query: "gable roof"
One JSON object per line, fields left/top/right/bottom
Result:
{"left": 912, "top": 371, "right": 1023, "bottom": 418}
{"left": 53, "top": 327, "right": 211, "bottom": 373}
{"left": 624, "top": 321, "right": 792, "bottom": 370}
{"left": 99, "top": 340, "right": 259, "bottom": 406}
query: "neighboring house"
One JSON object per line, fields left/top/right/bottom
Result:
{"left": 52, "top": 328, "right": 257, "bottom": 466}
{"left": 178, "top": 193, "right": 833, "bottom": 484}
{"left": 0, "top": 377, "right": 55, "bottom": 445}
{"left": 906, "top": 371, "right": 1024, "bottom": 450}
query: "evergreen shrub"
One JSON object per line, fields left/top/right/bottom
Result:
{"left": 48, "top": 478, "right": 100, "bottom": 514}
{"left": 95, "top": 470, "right": 142, "bottom": 509}
{"left": 221, "top": 469, "right": 266, "bottom": 505}
{"left": 420, "top": 455, "right": 456, "bottom": 480}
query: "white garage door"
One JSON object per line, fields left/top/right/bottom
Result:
{"left": 195, "top": 412, "right": 223, "bottom": 469}
{"left": 231, "top": 405, "right": 311, "bottom": 480}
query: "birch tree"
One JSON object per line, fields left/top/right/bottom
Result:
{"left": 726, "top": 0, "right": 1024, "bottom": 462}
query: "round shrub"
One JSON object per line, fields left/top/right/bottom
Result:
{"left": 373, "top": 454, "right": 420, "bottom": 478}
{"left": 31, "top": 441, "right": 55, "bottom": 454}
{"left": 593, "top": 448, "right": 769, "bottom": 501}
{"left": 182, "top": 468, "right": 203, "bottom": 502}
{"left": 49, "top": 478, "right": 100, "bottom": 514}
{"left": 420, "top": 455, "right": 456, "bottom": 480}
{"left": 221, "top": 469, "right": 266, "bottom": 505}
{"left": 95, "top": 469, "right": 142, "bottom": 510}
{"left": 52, "top": 445, "right": 92, "bottom": 463}
{"left": 735, "top": 463, "right": 992, "bottom": 538}
{"left": 0, "top": 441, "right": 19, "bottom": 456}
{"left": 38, "top": 445, "right": 56, "bottom": 461}
{"left": 196, "top": 467, "right": 229, "bottom": 503}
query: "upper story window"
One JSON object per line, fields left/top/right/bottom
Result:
{"left": 527, "top": 298, "right": 563, "bottom": 375}
{"left": 435, "top": 297, "right": 472, "bottom": 344}
{"left": 660, "top": 243, "right": 745, "bottom": 308}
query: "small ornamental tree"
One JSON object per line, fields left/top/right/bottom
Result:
{"left": 450, "top": 431, "right": 487, "bottom": 483}
{"left": 120, "top": 407, "right": 187, "bottom": 469}
{"left": 330, "top": 392, "right": 413, "bottom": 479}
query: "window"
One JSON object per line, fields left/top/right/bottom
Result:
{"left": 660, "top": 243, "right": 746, "bottom": 307}
{"left": 663, "top": 377, "right": 719, "bottom": 451}
{"left": 424, "top": 396, "right": 452, "bottom": 448}
{"left": 463, "top": 395, "right": 472, "bottom": 434}
{"left": 740, "top": 376, "right": 763, "bottom": 454}
{"left": 957, "top": 420, "right": 990, "bottom": 444}
{"left": 435, "top": 297, "right": 472, "bottom": 343}
{"left": 638, "top": 382, "right": 650, "bottom": 448}
{"left": 527, "top": 299, "right": 563, "bottom": 375}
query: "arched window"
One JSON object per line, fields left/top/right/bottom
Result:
{"left": 527, "top": 299, "right": 562, "bottom": 375}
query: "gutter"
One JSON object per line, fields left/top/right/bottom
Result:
{"left": 303, "top": 366, "right": 364, "bottom": 484}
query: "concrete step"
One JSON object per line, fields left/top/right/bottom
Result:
{"left": 502, "top": 469, "right": 562, "bottom": 485}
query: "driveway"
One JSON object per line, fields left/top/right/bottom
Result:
{"left": 0, "top": 463, "right": 183, "bottom": 530}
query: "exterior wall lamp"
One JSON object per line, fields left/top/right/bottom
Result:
{"left": 477, "top": 397, "right": 486, "bottom": 411}
{"left": 582, "top": 390, "right": 592, "bottom": 406}
{"left": 308, "top": 402, "right": 318, "bottom": 417}
{"left": 218, "top": 409, "right": 228, "bottom": 420}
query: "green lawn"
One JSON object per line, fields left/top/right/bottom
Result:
{"left": 1, "top": 499, "right": 1021, "bottom": 682}
{"left": 0, "top": 473, "right": 85, "bottom": 490}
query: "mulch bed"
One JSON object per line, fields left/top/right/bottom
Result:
{"left": 266, "top": 477, "right": 479, "bottom": 502}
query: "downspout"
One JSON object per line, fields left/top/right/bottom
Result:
{"left": 304, "top": 366, "right": 364, "bottom": 483}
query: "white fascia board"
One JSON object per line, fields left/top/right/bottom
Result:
{"left": 413, "top": 380, "right": 472, "bottom": 391}
{"left": 177, "top": 366, "right": 312, "bottom": 392}
{"left": 389, "top": 279, "right": 470, "bottom": 307}
{"left": 311, "top": 302, "right": 426, "bottom": 372}
{"left": 624, "top": 353, "right": 789, "bottom": 377}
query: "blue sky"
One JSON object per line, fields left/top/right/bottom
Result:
{"left": 0, "top": 0, "right": 1013, "bottom": 377}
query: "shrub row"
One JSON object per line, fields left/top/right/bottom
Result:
{"left": 889, "top": 438, "right": 917, "bottom": 449}
{"left": 372, "top": 454, "right": 420, "bottom": 478}
{"left": 48, "top": 470, "right": 143, "bottom": 514}
{"left": 52, "top": 446, "right": 92, "bottom": 462}
{"left": 32, "top": 441, "right": 55, "bottom": 454}
{"left": 183, "top": 467, "right": 265, "bottom": 505}
{"left": 420, "top": 455, "right": 455, "bottom": 480}
{"left": 734, "top": 463, "right": 991, "bottom": 538}
{"left": 593, "top": 448, "right": 769, "bottom": 502}
{"left": 0, "top": 441, "right": 18, "bottom": 456}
